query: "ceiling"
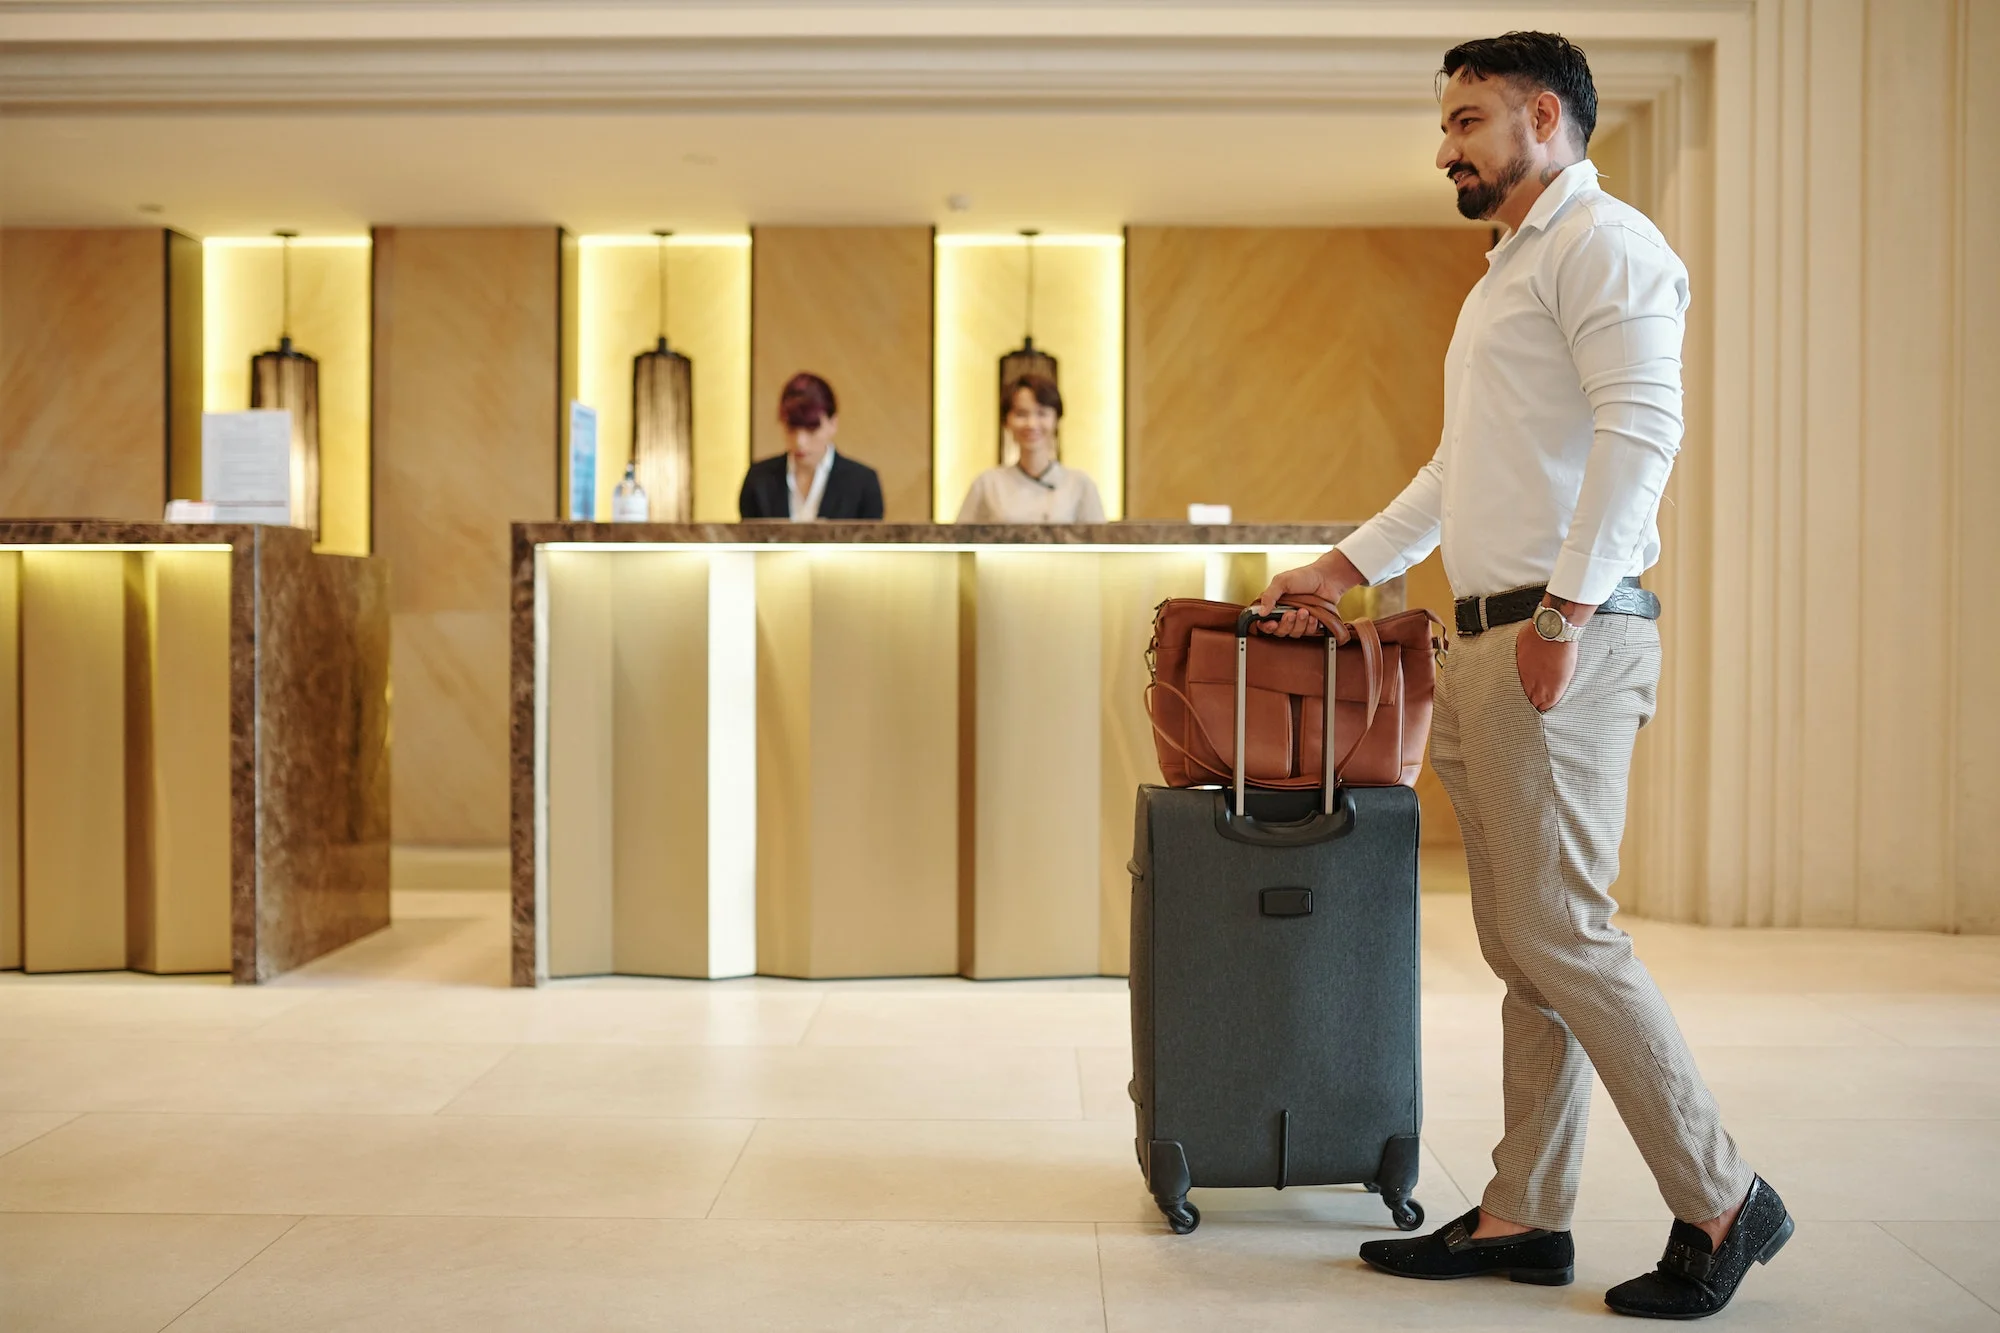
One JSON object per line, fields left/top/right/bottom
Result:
{"left": 0, "top": 3, "right": 1669, "bottom": 239}
{"left": 0, "top": 105, "right": 1518, "bottom": 236}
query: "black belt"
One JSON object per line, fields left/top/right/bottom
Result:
{"left": 1454, "top": 576, "right": 1660, "bottom": 638}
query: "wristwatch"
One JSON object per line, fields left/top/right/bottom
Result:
{"left": 1533, "top": 604, "right": 1585, "bottom": 644}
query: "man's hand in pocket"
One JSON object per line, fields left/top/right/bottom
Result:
{"left": 1515, "top": 622, "right": 1579, "bottom": 713}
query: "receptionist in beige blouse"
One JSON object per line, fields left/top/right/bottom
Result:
{"left": 954, "top": 373, "right": 1106, "bottom": 524}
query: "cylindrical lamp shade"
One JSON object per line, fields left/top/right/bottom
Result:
{"left": 250, "top": 337, "right": 321, "bottom": 540}
{"left": 998, "top": 341, "right": 1058, "bottom": 466}
{"left": 632, "top": 337, "right": 694, "bottom": 522}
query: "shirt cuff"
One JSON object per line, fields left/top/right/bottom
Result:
{"left": 1547, "top": 547, "right": 1633, "bottom": 606}
{"left": 1334, "top": 529, "right": 1406, "bottom": 588}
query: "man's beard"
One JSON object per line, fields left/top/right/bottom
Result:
{"left": 1451, "top": 151, "right": 1531, "bottom": 220}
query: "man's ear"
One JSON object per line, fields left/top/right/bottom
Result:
{"left": 1534, "top": 90, "right": 1565, "bottom": 146}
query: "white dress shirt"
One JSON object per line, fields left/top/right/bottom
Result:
{"left": 1337, "top": 160, "right": 1689, "bottom": 605}
{"left": 954, "top": 460, "right": 1107, "bottom": 524}
{"left": 786, "top": 446, "right": 837, "bottom": 521}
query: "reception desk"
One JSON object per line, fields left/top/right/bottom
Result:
{"left": 509, "top": 523, "right": 1397, "bottom": 986}
{"left": 0, "top": 522, "right": 390, "bottom": 982}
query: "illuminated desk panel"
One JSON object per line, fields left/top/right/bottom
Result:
{"left": 510, "top": 523, "right": 1396, "bottom": 985}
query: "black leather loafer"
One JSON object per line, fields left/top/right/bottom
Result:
{"left": 1605, "top": 1176, "right": 1794, "bottom": 1320}
{"left": 1359, "top": 1207, "right": 1575, "bottom": 1285}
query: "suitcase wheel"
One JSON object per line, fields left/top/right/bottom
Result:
{"left": 1387, "top": 1198, "right": 1425, "bottom": 1231}
{"left": 1160, "top": 1200, "right": 1201, "bottom": 1235}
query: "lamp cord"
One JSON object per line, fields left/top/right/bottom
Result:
{"left": 275, "top": 229, "right": 297, "bottom": 341}
{"left": 1022, "top": 229, "right": 1039, "bottom": 341}
{"left": 655, "top": 229, "right": 673, "bottom": 343}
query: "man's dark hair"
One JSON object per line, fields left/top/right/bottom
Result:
{"left": 1440, "top": 31, "right": 1597, "bottom": 149}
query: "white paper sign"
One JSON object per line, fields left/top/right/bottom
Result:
{"left": 202, "top": 411, "right": 293, "bottom": 524}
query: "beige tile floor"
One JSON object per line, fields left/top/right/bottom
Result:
{"left": 2, "top": 886, "right": 1997, "bottom": 1332}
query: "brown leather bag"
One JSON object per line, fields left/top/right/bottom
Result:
{"left": 1145, "top": 595, "right": 1445, "bottom": 793}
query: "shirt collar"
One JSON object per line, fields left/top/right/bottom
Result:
{"left": 788, "top": 446, "right": 836, "bottom": 490}
{"left": 1490, "top": 159, "right": 1598, "bottom": 256}
{"left": 1019, "top": 458, "right": 1063, "bottom": 489}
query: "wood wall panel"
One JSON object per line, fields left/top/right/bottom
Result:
{"left": 373, "top": 226, "right": 560, "bottom": 845}
{"left": 0, "top": 229, "right": 173, "bottom": 521}
{"left": 751, "top": 227, "right": 933, "bottom": 521}
{"left": 165, "top": 232, "right": 204, "bottom": 509}
{"left": 1126, "top": 226, "right": 1488, "bottom": 846}
{"left": 1125, "top": 227, "right": 1489, "bottom": 525}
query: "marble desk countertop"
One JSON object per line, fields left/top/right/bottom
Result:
{"left": 0, "top": 519, "right": 269, "bottom": 546}
{"left": 513, "top": 520, "right": 1359, "bottom": 547}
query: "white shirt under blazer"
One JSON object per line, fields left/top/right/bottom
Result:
{"left": 955, "top": 460, "right": 1107, "bottom": 524}
{"left": 1337, "top": 160, "right": 1690, "bottom": 606}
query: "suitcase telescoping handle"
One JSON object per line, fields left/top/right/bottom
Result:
{"left": 1233, "top": 604, "right": 1340, "bottom": 819}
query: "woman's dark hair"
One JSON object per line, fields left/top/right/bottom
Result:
{"left": 1439, "top": 31, "right": 1597, "bottom": 149}
{"left": 1001, "top": 373, "right": 1063, "bottom": 422}
{"left": 779, "top": 372, "right": 837, "bottom": 431}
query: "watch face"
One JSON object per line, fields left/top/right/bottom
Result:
{"left": 1535, "top": 606, "right": 1566, "bottom": 640}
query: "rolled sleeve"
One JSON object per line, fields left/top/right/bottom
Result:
{"left": 1336, "top": 453, "right": 1445, "bottom": 586}
{"left": 1546, "top": 223, "right": 1687, "bottom": 605}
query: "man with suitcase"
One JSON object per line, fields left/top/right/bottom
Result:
{"left": 1257, "top": 31, "right": 1791, "bottom": 1321}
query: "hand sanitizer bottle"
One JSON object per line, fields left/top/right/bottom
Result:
{"left": 611, "top": 462, "right": 649, "bottom": 522}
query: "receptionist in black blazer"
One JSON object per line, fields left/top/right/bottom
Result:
{"left": 738, "top": 372, "right": 886, "bottom": 521}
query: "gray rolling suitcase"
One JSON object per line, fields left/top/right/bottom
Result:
{"left": 1129, "top": 607, "right": 1424, "bottom": 1235}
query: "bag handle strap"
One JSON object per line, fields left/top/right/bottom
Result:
{"left": 1239, "top": 592, "right": 1354, "bottom": 644}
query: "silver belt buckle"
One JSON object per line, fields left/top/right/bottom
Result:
{"left": 1478, "top": 597, "right": 1489, "bottom": 633}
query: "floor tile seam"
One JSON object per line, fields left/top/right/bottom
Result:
{"left": 2, "top": 1206, "right": 1123, "bottom": 1223}
{"left": 430, "top": 1041, "right": 532, "bottom": 1116}
{"left": 0, "top": 1108, "right": 770, "bottom": 1125}
{"left": 0, "top": 1036, "right": 527, "bottom": 1052}
{"left": 1416, "top": 1138, "right": 1478, "bottom": 1211}
{"left": 704, "top": 1119, "right": 763, "bottom": 1219}
{"left": 1874, "top": 1219, "right": 2000, "bottom": 1317}
{"left": 1807, "top": 1000, "right": 1945, "bottom": 1049}
{"left": 1416, "top": 1112, "right": 2000, "bottom": 1120}
{"left": 128, "top": 1211, "right": 1106, "bottom": 1230}
{"left": 426, "top": 1104, "right": 1112, "bottom": 1112}
{"left": 154, "top": 1212, "right": 305, "bottom": 1333}
{"left": 1092, "top": 1222, "right": 1111, "bottom": 1333}
{"left": 0, "top": 1111, "right": 80, "bottom": 1160}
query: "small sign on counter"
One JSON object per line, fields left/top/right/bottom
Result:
{"left": 196, "top": 410, "right": 293, "bottom": 525}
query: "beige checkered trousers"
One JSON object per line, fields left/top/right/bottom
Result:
{"left": 1429, "top": 611, "right": 1754, "bottom": 1230}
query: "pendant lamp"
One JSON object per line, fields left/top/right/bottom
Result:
{"left": 630, "top": 229, "right": 695, "bottom": 522}
{"left": 249, "top": 230, "right": 321, "bottom": 539}
{"left": 998, "top": 228, "right": 1058, "bottom": 466}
